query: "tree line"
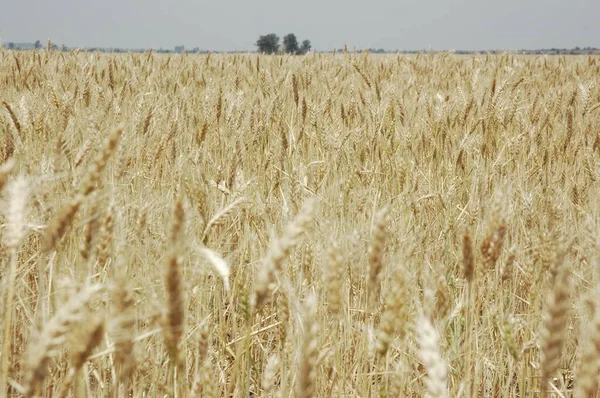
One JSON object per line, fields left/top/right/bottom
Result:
{"left": 256, "top": 33, "right": 311, "bottom": 54}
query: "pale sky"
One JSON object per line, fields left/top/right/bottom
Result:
{"left": 1, "top": 0, "right": 598, "bottom": 51}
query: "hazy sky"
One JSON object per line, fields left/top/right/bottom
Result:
{"left": 1, "top": 0, "right": 599, "bottom": 51}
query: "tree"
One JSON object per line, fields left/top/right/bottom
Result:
{"left": 34, "top": 40, "right": 41, "bottom": 49}
{"left": 300, "top": 40, "right": 311, "bottom": 54}
{"left": 7, "top": 42, "right": 15, "bottom": 50}
{"left": 256, "top": 34, "right": 280, "bottom": 54}
{"left": 283, "top": 33, "right": 299, "bottom": 54}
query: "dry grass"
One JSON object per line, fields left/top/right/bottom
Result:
{"left": 0, "top": 48, "right": 599, "bottom": 396}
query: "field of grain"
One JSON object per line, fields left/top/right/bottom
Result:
{"left": 0, "top": 49, "right": 600, "bottom": 397}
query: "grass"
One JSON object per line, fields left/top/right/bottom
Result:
{"left": 0, "top": 48, "right": 599, "bottom": 396}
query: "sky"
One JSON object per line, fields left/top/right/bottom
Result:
{"left": 1, "top": 0, "right": 599, "bottom": 51}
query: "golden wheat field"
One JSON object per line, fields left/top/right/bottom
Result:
{"left": 0, "top": 49, "right": 600, "bottom": 397}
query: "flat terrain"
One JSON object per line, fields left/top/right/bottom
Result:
{"left": 0, "top": 50, "right": 599, "bottom": 397}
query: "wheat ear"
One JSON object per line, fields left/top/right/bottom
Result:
{"left": 462, "top": 229, "right": 475, "bottom": 283}
{"left": 368, "top": 207, "right": 388, "bottom": 311}
{"left": 575, "top": 290, "right": 600, "bottom": 397}
{"left": 23, "top": 284, "right": 104, "bottom": 397}
{"left": 200, "top": 196, "right": 246, "bottom": 243}
{"left": 324, "top": 243, "right": 344, "bottom": 316}
{"left": 262, "top": 353, "right": 280, "bottom": 395}
{"left": 376, "top": 266, "right": 409, "bottom": 357}
{"left": 190, "top": 322, "right": 215, "bottom": 397}
{"left": 0, "top": 176, "right": 29, "bottom": 392}
{"left": 163, "top": 197, "right": 185, "bottom": 366}
{"left": 0, "top": 158, "right": 15, "bottom": 192}
{"left": 416, "top": 314, "right": 449, "bottom": 398}
{"left": 57, "top": 317, "right": 104, "bottom": 398}
{"left": 296, "top": 294, "right": 318, "bottom": 398}
{"left": 79, "top": 126, "right": 123, "bottom": 197}
{"left": 539, "top": 251, "right": 570, "bottom": 398}
{"left": 252, "top": 199, "right": 317, "bottom": 312}
{"left": 42, "top": 195, "right": 83, "bottom": 253}
{"left": 111, "top": 277, "right": 136, "bottom": 389}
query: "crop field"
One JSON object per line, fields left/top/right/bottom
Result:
{"left": 0, "top": 49, "right": 600, "bottom": 397}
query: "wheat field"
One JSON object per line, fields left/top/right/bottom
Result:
{"left": 0, "top": 48, "right": 600, "bottom": 397}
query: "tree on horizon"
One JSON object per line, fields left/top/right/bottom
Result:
{"left": 300, "top": 39, "right": 311, "bottom": 54}
{"left": 257, "top": 33, "right": 312, "bottom": 55}
{"left": 256, "top": 34, "right": 280, "bottom": 54}
{"left": 283, "top": 33, "right": 299, "bottom": 54}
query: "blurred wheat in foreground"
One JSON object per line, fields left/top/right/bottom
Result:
{"left": 0, "top": 49, "right": 599, "bottom": 396}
